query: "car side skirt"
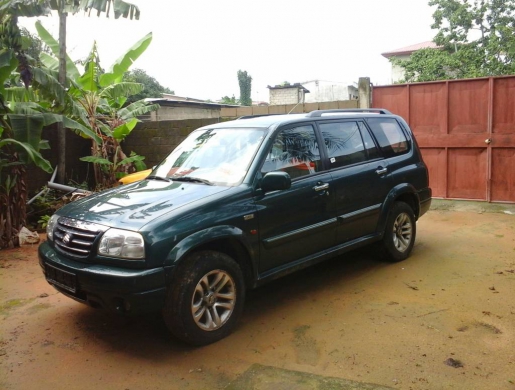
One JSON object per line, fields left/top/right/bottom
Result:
{"left": 254, "top": 232, "right": 381, "bottom": 288}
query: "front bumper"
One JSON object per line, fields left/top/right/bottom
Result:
{"left": 38, "top": 241, "right": 167, "bottom": 315}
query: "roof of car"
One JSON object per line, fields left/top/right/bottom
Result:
{"left": 209, "top": 109, "right": 395, "bottom": 129}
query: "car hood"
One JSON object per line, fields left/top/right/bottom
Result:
{"left": 56, "top": 179, "right": 231, "bottom": 231}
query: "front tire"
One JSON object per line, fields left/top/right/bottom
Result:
{"left": 380, "top": 201, "right": 416, "bottom": 262}
{"left": 163, "top": 250, "right": 245, "bottom": 346}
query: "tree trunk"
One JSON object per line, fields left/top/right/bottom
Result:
{"left": 57, "top": 5, "right": 67, "bottom": 183}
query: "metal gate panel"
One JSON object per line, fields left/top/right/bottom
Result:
{"left": 448, "top": 80, "right": 489, "bottom": 134}
{"left": 491, "top": 149, "right": 515, "bottom": 202}
{"left": 448, "top": 148, "right": 487, "bottom": 199}
{"left": 373, "top": 75, "right": 515, "bottom": 203}
{"left": 409, "top": 83, "right": 447, "bottom": 135}
{"left": 372, "top": 85, "right": 409, "bottom": 121}
{"left": 493, "top": 78, "right": 515, "bottom": 134}
{"left": 420, "top": 148, "right": 446, "bottom": 198}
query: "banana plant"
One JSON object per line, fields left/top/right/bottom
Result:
{"left": 0, "top": 0, "right": 141, "bottom": 248}
{"left": 36, "top": 23, "right": 158, "bottom": 188}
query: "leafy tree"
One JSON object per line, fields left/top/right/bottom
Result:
{"left": 123, "top": 68, "right": 174, "bottom": 103}
{"left": 220, "top": 95, "right": 239, "bottom": 105}
{"left": 237, "top": 70, "right": 252, "bottom": 106}
{"left": 392, "top": 0, "right": 515, "bottom": 82}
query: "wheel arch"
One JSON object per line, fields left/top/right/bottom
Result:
{"left": 165, "top": 226, "right": 256, "bottom": 288}
{"left": 377, "top": 184, "right": 420, "bottom": 235}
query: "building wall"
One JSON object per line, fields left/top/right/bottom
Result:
{"left": 269, "top": 88, "right": 304, "bottom": 105}
{"left": 302, "top": 81, "right": 358, "bottom": 103}
{"left": 389, "top": 54, "right": 410, "bottom": 83}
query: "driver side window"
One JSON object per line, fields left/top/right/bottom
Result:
{"left": 261, "top": 125, "right": 321, "bottom": 179}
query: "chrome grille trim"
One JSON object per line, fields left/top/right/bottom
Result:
{"left": 53, "top": 217, "right": 109, "bottom": 259}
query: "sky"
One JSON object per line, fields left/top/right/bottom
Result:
{"left": 20, "top": 0, "right": 436, "bottom": 103}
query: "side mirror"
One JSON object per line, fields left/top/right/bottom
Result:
{"left": 261, "top": 171, "right": 291, "bottom": 193}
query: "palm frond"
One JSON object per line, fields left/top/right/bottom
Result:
{"left": 35, "top": 20, "right": 80, "bottom": 82}
{"left": 31, "top": 67, "right": 65, "bottom": 106}
{"left": 4, "top": 87, "right": 38, "bottom": 102}
{"left": 118, "top": 100, "right": 159, "bottom": 121}
{"left": 100, "top": 82, "right": 143, "bottom": 100}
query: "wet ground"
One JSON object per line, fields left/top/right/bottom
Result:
{"left": 1, "top": 205, "right": 514, "bottom": 390}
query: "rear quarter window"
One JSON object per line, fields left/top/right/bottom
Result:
{"left": 366, "top": 118, "right": 410, "bottom": 158}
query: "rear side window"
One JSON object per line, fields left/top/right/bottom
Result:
{"left": 319, "top": 121, "right": 379, "bottom": 168}
{"left": 366, "top": 118, "right": 409, "bottom": 158}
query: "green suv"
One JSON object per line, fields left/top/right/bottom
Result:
{"left": 39, "top": 109, "right": 432, "bottom": 345}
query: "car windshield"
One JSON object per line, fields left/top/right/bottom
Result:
{"left": 151, "top": 127, "right": 265, "bottom": 186}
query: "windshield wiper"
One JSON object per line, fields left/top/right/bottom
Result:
{"left": 146, "top": 175, "right": 172, "bottom": 182}
{"left": 171, "top": 176, "right": 214, "bottom": 186}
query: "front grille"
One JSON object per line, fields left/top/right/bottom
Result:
{"left": 53, "top": 217, "right": 108, "bottom": 258}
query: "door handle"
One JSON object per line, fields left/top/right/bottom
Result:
{"left": 376, "top": 167, "right": 388, "bottom": 175}
{"left": 314, "top": 183, "right": 329, "bottom": 192}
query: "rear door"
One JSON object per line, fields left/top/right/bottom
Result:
{"left": 254, "top": 123, "right": 337, "bottom": 273}
{"left": 317, "top": 120, "right": 391, "bottom": 243}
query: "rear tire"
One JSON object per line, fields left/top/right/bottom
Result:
{"left": 162, "top": 250, "right": 245, "bottom": 346}
{"left": 380, "top": 201, "right": 416, "bottom": 262}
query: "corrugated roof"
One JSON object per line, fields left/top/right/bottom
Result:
{"left": 381, "top": 41, "right": 438, "bottom": 58}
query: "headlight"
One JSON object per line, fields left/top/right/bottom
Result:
{"left": 98, "top": 229, "right": 145, "bottom": 259}
{"left": 46, "top": 214, "right": 60, "bottom": 241}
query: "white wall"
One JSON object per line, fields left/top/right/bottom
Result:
{"left": 301, "top": 80, "right": 358, "bottom": 103}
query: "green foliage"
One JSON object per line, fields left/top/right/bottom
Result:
{"left": 220, "top": 95, "right": 239, "bottom": 105}
{"left": 237, "top": 70, "right": 252, "bottom": 106}
{"left": 38, "top": 214, "right": 50, "bottom": 228}
{"left": 123, "top": 68, "right": 174, "bottom": 103}
{"left": 393, "top": 0, "right": 515, "bottom": 82}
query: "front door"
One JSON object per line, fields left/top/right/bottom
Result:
{"left": 254, "top": 124, "right": 337, "bottom": 274}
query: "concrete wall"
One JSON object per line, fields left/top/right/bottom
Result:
{"left": 27, "top": 125, "right": 92, "bottom": 193}
{"left": 150, "top": 106, "right": 221, "bottom": 121}
{"left": 269, "top": 88, "right": 305, "bottom": 105}
{"left": 122, "top": 118, "right": 220, "bottom": 169}
{"left": 220, "top": 99, "right": 359, "bottom": 118}
{"left": 302, "top": 81, "right": 358, "bottom": 103}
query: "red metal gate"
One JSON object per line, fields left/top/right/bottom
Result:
{"left": 372, "top": 76, "right": 515, "bottom": 203}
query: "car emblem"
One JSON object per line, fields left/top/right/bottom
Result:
{"left": 63, "top": 233, "right": 72, "bottom": 245}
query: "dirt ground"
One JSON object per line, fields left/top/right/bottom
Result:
{"left": 1, "top": 207, "right": 514, "bottom": 390}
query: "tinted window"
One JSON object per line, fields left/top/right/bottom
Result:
{"left": 319, "top": 121, "right": 368, "bottom": 168}
{"left": 358, "top": 122, "right": 381, "bottom": 159}
{"left": 366, "top": 118, "right": 409, "bottom": 158}
{"left": 261, "top": 125, "right": 321, "bottom": 179}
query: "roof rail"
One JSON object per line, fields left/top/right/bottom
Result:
{"left": 306, "top": 108, "right": 392, "bottom": 117}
